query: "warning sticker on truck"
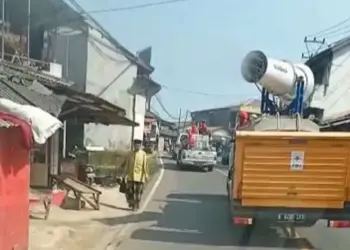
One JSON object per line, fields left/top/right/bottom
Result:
{"left": 290, "top": 151, "right": 304, "bottom": 171}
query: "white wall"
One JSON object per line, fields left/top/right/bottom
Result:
{"left": 48, "top": 27, "right": 88, "bottom": 91}
{"left": 134, "top": 95, "right": 146, "bottom": 141}
{"left": 311, "top": 47, "right": 350, "bottom": 120}
{"left": 84, "top": 28, "right": 145, "bottom": 150}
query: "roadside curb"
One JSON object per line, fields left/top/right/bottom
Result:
{"left": 91, "top": 157, "right": 164, "bottom": 250}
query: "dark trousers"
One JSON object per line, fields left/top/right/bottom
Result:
{"left": 126, "top": 181, "right": 144, "bottom": 208}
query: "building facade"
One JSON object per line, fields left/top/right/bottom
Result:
{"left": 308, "top": 37, "right": 350, "bottom": 123}
{"left": 191, "top": 106, "right": 237, "bottom": 129}
{"left": 33, "top": 2, "right": 160, "bottom": 150}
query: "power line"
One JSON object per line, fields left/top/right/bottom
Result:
{"left": 327, "top": 30, "right": 350, "bottom": 41}
{"left": 307, "top": 17, "right": 350, "bottom": 37}
{"left": 315, "top": 24, "right": 350, "bottom": 39}
{"left": 151, "top": 107, "right": 185, "bottom": 123}
{"left": 154, "top": 94, "right": 178, "bottom": 120}
{"left": 29, "top": 0, "right": 190, "bottom": 29}
{"left": 87, "top": 0, "right": 189, "bottom": 14}
{"left": 303, "top": 19, "right": 350, "bottom": 57}
{"left": 150, "top": 107, "right": 162, "bottom": 117}
{"left": 160, "top": 84, "right": 252, "bottom": 97}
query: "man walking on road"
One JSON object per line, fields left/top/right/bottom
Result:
{"left": 123, "top": 139, "right": 149, "bottom": 211}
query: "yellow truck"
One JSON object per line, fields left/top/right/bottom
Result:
{"left": 227, "top": 117, "right": 350, "bottom": 228}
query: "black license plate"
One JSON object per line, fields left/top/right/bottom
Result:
{"left": 278, "top": 213, "right": 305, "bottom": 222}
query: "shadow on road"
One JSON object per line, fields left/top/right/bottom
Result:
{"left": 159, "top": 154, "right": 174, "bottom": 160}
{"left": 94, "top": 192, "right": 315, "bottom": 248}
{"left": 164, "top": 162, "right": 209, "bottom": 173}
{"left": 130, "top": 193, "right": 303, "bottom": 248}
{"left": 99, "top": 202, "right": 130, "bottom": 211}
{"left": 164, "top": 158, "right": 230, "bottom": 173}
{"left": 216, "top": 163, "right": 229, "bottom": 170}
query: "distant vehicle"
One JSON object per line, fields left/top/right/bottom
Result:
{"left": 176, "top": 133, "right": 217, "bottom": 172}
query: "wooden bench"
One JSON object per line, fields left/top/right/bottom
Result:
{"left": 29, "top": 189, "right": 52, "bottom": 220}
{"left": 52, "top": 175, "right": 102, "bottom": 210}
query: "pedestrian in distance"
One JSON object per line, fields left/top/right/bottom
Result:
{"left": 191, "top": 121, "right": 199, "bottom": 134}
{"left": 198, "top": 120, "right": 208, "bottom": 135}
{"left": 123, "top": 139, "right": 149, "bottom": 211}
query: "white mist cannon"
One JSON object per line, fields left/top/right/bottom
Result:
{"left": 241, "top": 50, "right": 315, "bottom": 105}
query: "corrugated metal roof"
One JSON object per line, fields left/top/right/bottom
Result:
{"left": 0, "top": 78, "right": 66, "bottom": 116}
{"left": 0, "top": 118, "right": 17, "bottom": 128}
{"left": 191, "top": 98, "right": 261, "bottom": 114}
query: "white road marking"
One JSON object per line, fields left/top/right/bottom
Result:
{"left": 140, "top": 157, "right": 164, "bottom": 212}
{"left": 215, "top": 168, "right": 228, "bottom": 176}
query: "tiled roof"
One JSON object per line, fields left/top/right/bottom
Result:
{"left": 0, "top": 79, "right": 30, "bottom": 105}
{"left": 0, "top": 77, "right": 66, "bottom": 116}
{"left": 0, "top": 62, "right": 134, "bottom": 125}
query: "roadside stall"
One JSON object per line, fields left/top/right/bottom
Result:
{"left": 0, "top": 98, "right": 62, "bottom": 250}
{"left": 0, "top": 114, "right": 32, "bottom": 250}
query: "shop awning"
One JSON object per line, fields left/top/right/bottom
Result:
{"left": 37, "top": 77, "right": 138, "bottom": 126}
{"left": 0, "top": 61, "right": 138, "bottom": 126}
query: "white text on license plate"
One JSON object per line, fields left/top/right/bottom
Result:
{"left": 278, "top": 213, "right": 305, "bottom": 221}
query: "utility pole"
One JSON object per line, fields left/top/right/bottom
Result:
{"left": 177, "top": 108, "right": 181, "bottom": 135}
{"left": 182, "top": 110, "right": 188, "bottom": 133}
{"left": 302, "top": 36, "right": 326, "bottom": 59}
{"left": 62, "top": 36, "right": 70, "bottom": 159}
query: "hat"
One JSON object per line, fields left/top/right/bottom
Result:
{"left": 133, "top": 139, "right": 142, "bottom": 144}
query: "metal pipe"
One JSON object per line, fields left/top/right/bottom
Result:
{"left": 182, "top": 110, "right": 188, "bottom": 133}
{"left": 27, "top": 0, "right": 31, "bottom": 58}
{"left": 62, "top": 121, "right": 67, "bottom": 158}
{"left": 62, "top": 36, "right": 69, "bottom": 158}
{"left": 1, "top": 0, "right": 5, "bottom": 60}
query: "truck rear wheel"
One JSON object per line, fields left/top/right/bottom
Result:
{"left": 208, "top": 165, "right": 214, "bottom": 172}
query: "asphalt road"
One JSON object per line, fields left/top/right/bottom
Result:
{"left": 115, "top": 158, "right": 350, "bottom": 250}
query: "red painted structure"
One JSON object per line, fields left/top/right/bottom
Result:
{"left": 0, "top": 115, "right": 32, "bottom": 250}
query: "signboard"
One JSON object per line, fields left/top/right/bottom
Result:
{"left": 290, "top": 151, "right": 304, "bottom": 171}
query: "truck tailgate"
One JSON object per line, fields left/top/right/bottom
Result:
{"left": 236, "top": 134, "right": 350, "bottom": 209}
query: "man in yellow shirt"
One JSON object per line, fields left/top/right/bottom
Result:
{"left": 123, "top": 139, "right": 149, "bottom": 210}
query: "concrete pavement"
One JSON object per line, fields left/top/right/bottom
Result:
{"left": 110, "top": 158, "right": 350, "bottom": 250}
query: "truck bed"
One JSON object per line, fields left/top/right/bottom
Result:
{"left": 233, "top": 131, "right": 350, "bottom": 209}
